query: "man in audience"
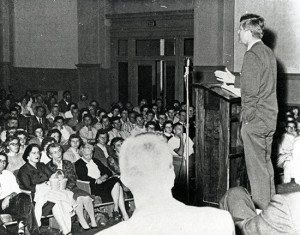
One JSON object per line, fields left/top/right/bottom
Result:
{"left": 156, "top": 112, "right": 166, "bottom": 132}
{"left": 31, "top": 94, "right": 49, "bottom": 115}
{"left": 98, "top": 133, "right": 235, "bottom": 234}
{"left": 166, "top": 106, "right": 179, "bottom": 124}
{"left": 145, "top": 121, "right": 156, "bottom": 133}
{"left": 120, "top": 109, "right": 134, "bottom": 133}
{"left": 9, "top": 107, "right": 28, "bottom": 131}
{"left": 66, "top": 106, "right": 79, "bottom": 131}
{"left": 28, "top": 106, "right": 49, "bottom": 137}
{"left": 94, "top": 129, "right": 114, "bottom": 167}
{"left": 101, "top": 115, "right": 112, "bottom": 132}
{"left": 58, "top": 90, "right": 72, "bottom": 113}
{"left": 77, "top": 93, "right": 89, "bottom": 110}
{"left": 46, "top": 104, "right": 65, "bottom": 125}
{"left": 128, "top": 111, "right": 136, "bottom": 127}
{"left": 277, "top": 121, "right": 297, "bottom": 183}
{"left": 130, "top": 114, "right": 146, "bottom": 136}
{"left": 108, "top": 117, "right": 130, "bottom": 144}
{"left": 79, "top": 114, "right": 97, "bottom": 144}
{"left": 220, "top": 186, "right": 300, "bottom": 235}
{"left": 0, "top": 117, "right": 18, "bottom": 142}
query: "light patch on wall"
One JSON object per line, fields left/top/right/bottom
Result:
{"left": 14, "top": 0, "right": 78, "bottom": 69}
{"left": 234, "top": 0, "right": 300, "bottom": 73}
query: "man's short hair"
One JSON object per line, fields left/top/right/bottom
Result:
{"left": 95, "top": 129, "right": 108, "bottom": 140}
{"left": 120, "top": 133, "right": 174, "bottom": 191}
{"left": 240, "top": 13, "right": 264, "bottom": 39}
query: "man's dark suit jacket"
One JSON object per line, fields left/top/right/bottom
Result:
{"left": 58, "top": 99, "right": 69, "bottom": 113}
{"left": 28, "top": 116, "right": 49, "bottom": 136}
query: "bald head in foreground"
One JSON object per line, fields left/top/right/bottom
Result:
{"left": 97, "top": 133, "right": 235, "bottom": 235}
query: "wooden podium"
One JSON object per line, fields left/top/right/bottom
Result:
{"left": 193, "top": 82, "right": 248, "bottom": 206}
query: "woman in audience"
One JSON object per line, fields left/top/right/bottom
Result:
{"left": 46, "top": 143, "right": 97, "bottom": 230}
{"left": 47, "top": 129, "right": 62, "bottom": 144}
{"left": 15, "top": 130, "right": 28, "bottom": 154}
{"left": 18, "top": 96, "right": 34, "bottom": 116}
{"left": 5, "top": 136, "right": 25, "bottom": 174}
{"left": 17, "top": 144, "right": 73, "bottom": 235}
{"left": 52, "top": 116, "right": 74, "bottom": 147}
{"left": 28, "top": 126, "right": 44, "bottom": 146}
{"left": 40, "top": 137, "right": 56, "bottom": 164}
{"left": 75, "top": 143, "right": 129, "bottom": 221}
{"left": 107, "top": 137, "right": 124, "bottom": 175}
{"left": 63, "top": 134, "right": 82, "bottom": 163}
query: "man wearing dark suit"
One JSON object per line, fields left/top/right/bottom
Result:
{"left": 215, "top": 13, "right": 278, "bottom": 209}
{"left": 58, "top": 90, "right": 72, "bottom": 113}
{"left": 220, "top": 185, "right": 300, "bottom": 235}
{"left": 9, "top": 107, "right": 28, "bottom": 132}
{"left": 28, "top": 106, "right": 49, "bottom": 137}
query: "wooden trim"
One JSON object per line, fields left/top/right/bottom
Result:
{"left": 106, "top": 10, "right": 194, "bottom": 21}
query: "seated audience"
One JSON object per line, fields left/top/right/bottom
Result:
{"left": 64, "top": 102, "right": 77, "bottom": 119}
{"left": 40, "top": 137, "right": 56, "bottom": 164}
{"left": 132, "top": 98, "right": 147, "bottom": 114}
{"left": 107, "top": 137, "right": 123, "bottom": 175}
{"left": 0, "top": 117, "right": 18, "bottom": 142}
{"left": 46, "top": 129, "right": 62, "bottom": 144}
{"left": 66, "top": 106, "right": 80, "bottom": 131}
{"left": 94, "top": 130, "right": 114, "bottom": 167}
{"left": 130, "top": 114, "right": 146, "bottom": 136}
{"left": 220, "top": 186, "right": 300, "bottom": 235}
{"left": 120, "top": 109, "right": 134, "bottom": 133}
{"left": 97, "top": 133, "right": 234, "bottom": 234}
{"left": 277, "top": 121, "right": 297, "bottom": 183}
{"left": 28, "top": 106, "right": 49, "bottom": 137}
{"left": 93, "top": 109, "right": 107, "bottom": 130}
{"left": 108, "top": 117, "right": 130, "bottom": 144}
{"left": 156, "top": 112, "right": 167, "bottom": 132}
{"left": 0, "top": 152, "right": 39, "bottom": 235}
{"left": 75, "top": 143, "right": 129, "bottom": 221}
{"left": 101, "top": 115, "right": 112, "bottom": 132}
{"left": 77, "top": 93, "right": 89, "bottom": 110}
{"left": 145, "top": 121, "right": 157, "bottom": 133}
{"left": 46, "top": 104, "right": 65, "bottom": 125}
{"left": 28, "top": 126, "right": 44, "bottom": 146}
{"left": 107, "top": 104, "right": 120, "bottom": 118}
{"left": 140, "top": 105, "right": 149, "bottom": 121}
{"left": 163, "top": 120, "right": 174, "bottom": 141}
{"left": 9, "top": 107, "right": 28, "bottom": 131}
{"left": 58, "top": 90, "right": 72, "bottom": 113}
{"left": 46, "top": 143, "right": 97, "bottom": 230}
{"left": 17, "top": 144, "right": 74, "bottom": 235}
{"left": 79, "top": 114, "right": 97, "bottom": 144}
{"left": 168, "top": 123, "right": 194, "bottom": 157}
{"left": 166, "top": 106, "right": 179, "bottom": 124}
{"left": 52, "top": 116, "right": 74, "bottom": 146}
{"left": 124, "top": 102, "right": 133, "bottom": 112}
{"left": 31, "top": 95, "right": 49, "bottom": 115}
{"left": 18, "top": 96, "right": 34, "bottom": 117}
{"left": 15, "top": 130, "right": 28, "bottom": 154}
{"left": 5, "top": 136, "right": 25, "bottom": 174}
{"left": 63, "top": 134, "right": 82, "bottom": 164}
{"left": 128, "top": 111, "right": 136, "bottom": 127}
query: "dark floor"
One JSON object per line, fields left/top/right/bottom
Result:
{"left": 6, "top": 217, "right": 121, "bottom": 235}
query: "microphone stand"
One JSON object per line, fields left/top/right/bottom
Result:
{"left": 184, "top": 58, "right": 191, "bottom": 204}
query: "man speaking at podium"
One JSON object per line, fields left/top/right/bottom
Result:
{"left": 215, "top": 13, "right": 278, "bottom": 210}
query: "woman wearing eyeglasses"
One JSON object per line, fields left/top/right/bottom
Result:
{"left": 5, "top": 136, "right": 25, "bottom": 175}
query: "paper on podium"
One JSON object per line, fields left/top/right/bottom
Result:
{"left": 221, "top": 83, "right": 241, "bottom": 97}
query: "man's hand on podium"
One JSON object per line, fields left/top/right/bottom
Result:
{"left": 214, "top": 67, "right": 235, "bottom": 84}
